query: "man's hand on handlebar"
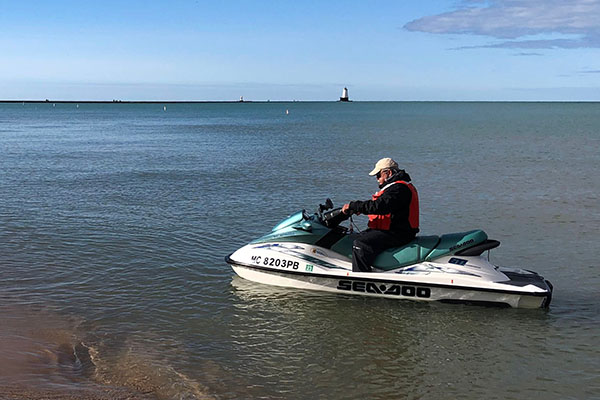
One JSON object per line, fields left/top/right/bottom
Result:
{"left": 342, "top": 204, "right": 360, "bottom": 215}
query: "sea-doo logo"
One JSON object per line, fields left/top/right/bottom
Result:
{"left": 337, "top": 280, "right": 431, "bottom": 298}
{"left": 450, "top": 239, "right": 474, "bottom": 252}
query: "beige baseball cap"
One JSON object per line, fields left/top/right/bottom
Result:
{"left": 369, "top": 157, "right": 399, "bottom": 176}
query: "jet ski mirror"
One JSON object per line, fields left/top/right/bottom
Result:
{"left": 318, "top": 198, "right": 334, "bottom": 213}
{"left": 317, "top": 198, "right": 335, "bottom": 221}
{"left": 319, "top": 198, "right": 334, "bottom": 212}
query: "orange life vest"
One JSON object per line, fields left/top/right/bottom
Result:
{"left": 367, "top": 181, "right": 419, "bottom": 231}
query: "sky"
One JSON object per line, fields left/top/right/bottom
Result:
{"left": 1, "top": 0, "right": 599, "bottom": 101}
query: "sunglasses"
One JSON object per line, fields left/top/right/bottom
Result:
{"left": 376, "top": 169, "right": 388, "bottom": 179}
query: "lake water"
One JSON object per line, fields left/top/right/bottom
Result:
{"left": 0, "top": 102, "right": 599, "bottom": 399}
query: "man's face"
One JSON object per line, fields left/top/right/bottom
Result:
{"left": 376, "top": 169, "right": 390, "bottom": 185}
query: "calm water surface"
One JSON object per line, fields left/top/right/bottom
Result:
{"left": 0, "top": 102, "right": 599, "bottom": 399}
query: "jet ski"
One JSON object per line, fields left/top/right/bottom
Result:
{"left": 226, "top": 199, "right": 553, "bottom": 308}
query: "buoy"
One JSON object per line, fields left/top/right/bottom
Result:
{"left": 286, "top": 109, "right": 289, "bottom": 115}
{"left": 163, "top": 106, "right": 167, "bottom": 111}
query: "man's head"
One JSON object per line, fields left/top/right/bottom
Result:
{"left": 369, "top": 157, "right": 398, "bottom": 184}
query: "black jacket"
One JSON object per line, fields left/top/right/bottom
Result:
{"left": 348, "top": 170, "right": 419, "bottom": 235}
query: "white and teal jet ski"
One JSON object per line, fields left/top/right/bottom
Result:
{"left": 226, "top": 200, "right": 553, "bottom": 308}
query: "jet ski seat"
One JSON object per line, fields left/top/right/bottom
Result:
{"left": 373, "top": 230, "right": 488, "bottom": 271}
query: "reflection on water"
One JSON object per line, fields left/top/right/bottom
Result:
{"left": 229, "top": 276, "right": 562, "bottom": 399}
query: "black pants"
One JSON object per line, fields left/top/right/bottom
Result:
{"left": 352, "top": 229, "right": 414, "bottom": 272}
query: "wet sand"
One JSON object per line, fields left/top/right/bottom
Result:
{"left": 0, "top": 306, "right": 156, "bottom": 400}
{"left": 0, "top": 305, "right": 216, "bottom": 400}
{"left": 0, "top": 384, "right": 156, "bottom": 400}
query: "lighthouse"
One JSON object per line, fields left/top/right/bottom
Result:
{"left": 339, "top": 87, "right": 350, "bottom": 102}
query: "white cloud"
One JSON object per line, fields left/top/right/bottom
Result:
{"left": 404, "top": 0, "right": 600, "bottom": 48}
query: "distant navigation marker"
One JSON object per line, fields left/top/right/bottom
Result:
{"left": 339, "top": 87, "right": 350, "bottom": 102}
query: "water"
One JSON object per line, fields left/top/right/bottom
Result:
{"left": 1, "top": 102, "right": 599, "bottom": 399}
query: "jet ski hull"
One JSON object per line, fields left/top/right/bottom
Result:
{"left": 226, "top": 242, "right": 553, "bottom": 309}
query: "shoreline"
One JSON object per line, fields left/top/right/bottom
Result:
{"left": 1, "top": 99, "right": 599, "bottom": 104}
{"left": 0, "top": 100, "right": 280, "bottom": 104}
{"left": 0, "top": 99, "right": 343, "bottom": 104}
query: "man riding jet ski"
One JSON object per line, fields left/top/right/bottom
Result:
{"left": 226, "top": 159, "right": 553, "bottom": 308}
{"left": 342, "top": 157, "right": 419, "bottom": 273}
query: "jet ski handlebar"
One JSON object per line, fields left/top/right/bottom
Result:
{"left": 321, "top": 207, "right": 350, "bottom": 228}
{"left": 317, "top": 198, "right": 351, "bottom": 228}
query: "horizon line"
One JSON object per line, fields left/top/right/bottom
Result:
{"left": 2, "top": 99, "right": 600, "bottom": 104}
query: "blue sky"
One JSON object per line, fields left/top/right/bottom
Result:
{"left": 1, "top": 0, "right": 599, "bottom": 101}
